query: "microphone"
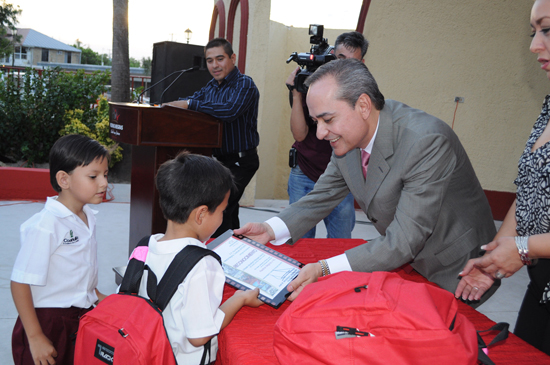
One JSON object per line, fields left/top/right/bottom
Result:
{"left": 159, "top": 65, "right": 199, "bottom": 105}
{"left": 134, "top": 65, "right": 199, "bottom": 104}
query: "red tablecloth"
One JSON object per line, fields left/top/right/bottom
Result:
{"left": 213, "top": 239, "right": 550, "bottom": 364}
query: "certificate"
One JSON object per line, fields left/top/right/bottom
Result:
{"left": 207, "top": 230, "right": 303, "bottom": 308}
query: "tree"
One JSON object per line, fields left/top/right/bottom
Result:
{"left": 111, "top": 0, "right": 130, "bottom": 102}
{"left": 141, "top": 57, "right": 151, "bottom": 76}
{"left": 0, "top": 1, "right": 22, "bottom": 60}
{"left": 129, "top": 57, "right": 140, "bottom": 68}
{"left": 73, "top": 39, "right": 112, "bottom": 66}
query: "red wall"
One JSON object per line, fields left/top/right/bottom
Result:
{"left": 0, "top": 167, "right": 56, "bottom": 201}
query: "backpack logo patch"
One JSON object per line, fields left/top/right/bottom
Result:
{"left": 94, "top": 339, "right": 114, "bottom": 364}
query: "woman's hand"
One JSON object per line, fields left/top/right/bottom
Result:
{"left": 455, "top": 236, "right": 525, "bottom": 301}
{"left": 472, "top": 237, "right": 524, "bottom": 278}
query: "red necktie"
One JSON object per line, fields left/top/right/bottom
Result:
{"left": 361, "top": 149, "right": 370, "bottom": 178}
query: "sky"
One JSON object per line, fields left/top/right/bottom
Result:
{"left": 9, "top": 0, "right": 362, "bottom": 61}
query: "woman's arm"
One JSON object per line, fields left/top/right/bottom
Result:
{"left": 494, "top": 200, "right": 518, "bottom": 239}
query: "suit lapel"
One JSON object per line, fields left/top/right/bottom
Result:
{"left": 363, "top": 102, "right": 394, "bottom": 207}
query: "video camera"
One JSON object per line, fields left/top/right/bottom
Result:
{"left": 286, "top": 24, "right": 335, "bottom": 93}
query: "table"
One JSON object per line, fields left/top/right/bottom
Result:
{"left": 213, "top": 238, "right": 550, "bottom": 364}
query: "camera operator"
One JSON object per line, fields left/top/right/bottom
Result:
{"left": 286, "top": 31, "right": 368, "bottom": 239}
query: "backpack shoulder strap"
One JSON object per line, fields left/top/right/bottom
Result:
{"left": 155, "top": 245, "right": 222, "bottom": 311}
{"left": 477, "top": 322, "right": 509, "bottom": 365}
{"left": 119, "top": 235, "right": 152, "bottom": 294}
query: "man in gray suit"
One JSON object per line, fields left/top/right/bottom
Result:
{"left": 235, "top": 59, "right": 497, "bottom": 304}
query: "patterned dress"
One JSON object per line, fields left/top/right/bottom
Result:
{"left": 513, "top": 95, "right": 550, "bottom": 354}
{"left": 515, "top": 94, "right": 550, "bottom": 238}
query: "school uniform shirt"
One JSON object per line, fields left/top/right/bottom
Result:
{"left": 136, "top": 234, "right": 226, "bottom": 365}
{"left": 11, "top": 196, "right": 99, "bottom": 308}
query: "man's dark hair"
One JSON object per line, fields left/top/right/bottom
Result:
{"left": 334, "top": 31, "right": 369, "bottom": 58}
{"left": 305, "top": 59, "right": 385, "bottom": 111}
{"left": 205, "top": 37, "right": 234, "bottom": 57}
{"left": 49, "top": 134, "right": 110, "bottom": 192}
{"left": 156, "top": 150, "right": 235, "bottom": 224}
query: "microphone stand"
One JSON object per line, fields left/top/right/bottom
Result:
{"left": 134, "top": 66, "right": 197, "bottom": 104}
{"left": 160, "top": 69, "right": 190, "bottom": 106}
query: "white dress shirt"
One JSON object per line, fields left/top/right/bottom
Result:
{"left": 267, "top": 118, "right": 380, "bottom": 274}
{"left": 135, "top": 234, "right": 226, "bottom": 364}
{"left": 12, "top": 196, "right": 99, "bottom": 308}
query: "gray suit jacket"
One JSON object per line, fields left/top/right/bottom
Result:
{"left": 278, "top": 100, "right": 497, "bottom": 295}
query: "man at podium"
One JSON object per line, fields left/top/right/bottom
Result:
{"left": 166, "top": 38, "right": 260, "bottom": 237}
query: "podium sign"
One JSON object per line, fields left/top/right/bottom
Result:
{"left": 109, "top": 102, "right": 222, "bottom": 253}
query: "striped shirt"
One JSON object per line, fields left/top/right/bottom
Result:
{"left": 184, "top": 67, "right": 260, "bottom": 155}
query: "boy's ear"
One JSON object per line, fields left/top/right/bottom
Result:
{"left": 56, "top": 171, "right": 70, "bottom": 190}
{"left": 194, "top": 205, "right": 209, "bottom": 225}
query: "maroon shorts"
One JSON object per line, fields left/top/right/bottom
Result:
{"left": 12, "top": 306, "right": 92, "bottom": 365}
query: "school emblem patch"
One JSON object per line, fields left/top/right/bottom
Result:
{"left": 62, "top": 230, "right": 79, "bottom": 244}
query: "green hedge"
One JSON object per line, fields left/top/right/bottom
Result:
{"left": 0, "top": 67, "right": 110, "bottom": 165}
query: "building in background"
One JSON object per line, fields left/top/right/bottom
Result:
{"left": 2, "top": 28, "right": 81, "bottom": 67}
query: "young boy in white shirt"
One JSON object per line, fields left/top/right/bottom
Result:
{"left": 131, "top": 151, "right": 263, "bottom": 364}
{"left": 11, "top": 134, "right": 110, "bottom": 365}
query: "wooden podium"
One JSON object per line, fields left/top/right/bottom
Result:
{"left": 109, "top": 102, "right": 222, "bottom": 254}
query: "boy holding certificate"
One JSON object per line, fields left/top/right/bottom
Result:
{"left": 129, "top": 151, "right": 263, "bottom": 364}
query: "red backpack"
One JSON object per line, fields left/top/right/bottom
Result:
{"left": 274, "top": 271, "right": 479, "bottom": 365}
{"left": 74, "top": 236, "right": 221, "bottom": 365}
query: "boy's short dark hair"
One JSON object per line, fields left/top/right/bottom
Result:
{"left": 49, "top": 134, "right": 110, "bottom": 192}
{"left": 156, "top": 150, "right": 235, "bottom": 224}
{"left": 205, "top": 37, "right": 234, "bottom": 57}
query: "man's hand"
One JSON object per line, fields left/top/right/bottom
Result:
{"left": 234, "top": 222, "right": 275, "bottom": 244}
{"left": 28, "top": 332, "right": 57, "bottom": 365}
{"left": 455, "top": 236, "right": 525, "bottom": 301}
{"left": 286, "top": 262, "right": 323, "bottom": 301}
{"left": 455, "top": 266, "right": 495, "bottom": 301}
{"left": 286, "top": 66, "right": 300, "bottom": 87}
{"left": 165, "top": 100, "right": 189, "bottom": 109}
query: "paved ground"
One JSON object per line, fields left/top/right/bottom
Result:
{"left": 0, "top": 183, "right": 528, "bottom": 363}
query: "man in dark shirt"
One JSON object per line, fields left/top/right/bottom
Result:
{"left": 285, "top": 32, "right": 368, "bottom": 239}
{"left": 167, "top": 38, "right": 260, "bottom": 237}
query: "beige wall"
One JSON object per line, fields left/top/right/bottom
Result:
{"left": 215, "top": 0, "right": 549, "bottom": 202}
{"left": 28, "top": 48, "right": 80, "bottom": 66}
{"left": 363, "top": 0, "right": 548, "bottom": 193}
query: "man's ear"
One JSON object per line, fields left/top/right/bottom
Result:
{"left": 231, "top": 53, "right": 236, "bottom": 65}
{"left": 356, "top": 93, "right": 372, "bottom": 120}
{"left": 56, "top": 171, "right": 70, "bottom": 190}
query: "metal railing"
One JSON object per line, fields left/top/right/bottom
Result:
{"left": 0, "top": 65, "right": 151, "bottom": 97}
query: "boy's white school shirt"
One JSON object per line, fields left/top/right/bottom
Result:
{"left": 11, "top": 196, "right": 99, "bottom": 308}
{"left": 136, "top": 234, "right": 226, "bottom": 365}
